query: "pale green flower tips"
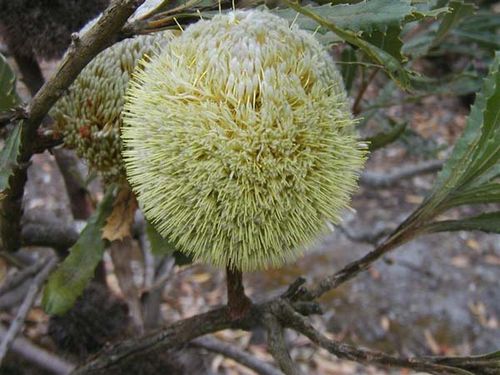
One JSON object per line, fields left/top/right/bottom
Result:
{"left": 51, "top": 32, "right": 172, "bottom": 183}
{"left": 122, "top": 10, "right": 366, "bottom": 271}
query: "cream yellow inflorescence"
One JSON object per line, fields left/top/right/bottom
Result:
{"left": 51, "top": 32, "right": 172, "bottom": 183}
{"left": 122, "top": 10, "right": 366, "bottom": 271}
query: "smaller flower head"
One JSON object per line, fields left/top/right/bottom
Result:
{"left": 51, "top": 32, "right": 172, "bottom": 183}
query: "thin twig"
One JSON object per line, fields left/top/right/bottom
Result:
{"left": 352, "top": 68, "right": 379, "bottom": 115}
{"left": 0, "top": 256, "right": 58, "bottom": 364}
{"left": 72, "top": 305, "right": 241, "bottom": 374}
{"left": 360, "top": 159, "right": 444, "bottom": 188}
{"left": 0, "top": 324, "right": 75, "bottom": 374}
{"left": 263, "top": 313, "right": 301, "bottom": 375}
{"left": 0, "top": 257, "right": 46, "bottom": 297}
{"left": 192, "top": 336, "right": 283, "bottom": 375}
{"left": 149, "top": 256, "right": 175, "bottom": 291}
{"left": 142, "top": 256, "right": 175, "bottom": 330}
{"left": 280, "top": 303, "right": 471, "bottom": 375}
{"left": 338, "top": 223, "right": 394, "bottom": 245}
{"left": 308, "top": 233, "right": 409, "bottom": 300}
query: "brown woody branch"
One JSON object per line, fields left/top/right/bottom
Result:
{"left": 191, "top": 336, "right": 282, "bottom": 375}
{"left": 278, "top": 301, "right": 474, "bottom": 375}
{"left": 73, "top": 291, "right": 494, "bottom": 375}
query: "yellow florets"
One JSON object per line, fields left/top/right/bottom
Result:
{"left": 122, "top": 10, "right": 366, "bottom": 271}
{"left": 51, "top": 32, "right": 172, "bottom": 183}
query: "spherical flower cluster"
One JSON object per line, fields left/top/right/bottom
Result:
{"left": 51, "top": 32, "right": 172, "bottom": 183}
{"left": 122, "top": 10, "right": 366, "bottom": 271}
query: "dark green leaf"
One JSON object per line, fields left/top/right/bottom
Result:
{"left": 444, "top": 183, "right": 500, "bottom": 208}
{"left": 405, "top": 5, "right": 449, "bottom": 23}
{"left": 433, "top": 0, "right": 476, "bottom": 46}
{"left": 363, "top": 25, "right": 405, "bottom": 62}
{"left": 425, "top": 52, "right": 500, "bottom": 208}
{"left": 364, "top": 119, "right": 407, "bottom": 152}
{"left": 340, "top": 47, "right": 357, "bottom": 92}
{"left": 283, "top": 0, "right": 415, "bottom": 90}
{"left": 146, "top": 219, "right": 177, "bottom": 257}
{"left": 404, "top": 1, "right": 475, "bottom": 58}
{"left": 453, "top": 29, "right": 500, "bottom": 51}
{"left": 459, "top": 10, "right": 500, "bottom": 32}
{"left": 410, "top": 72, "right": 482, "bottom": 96}
{"left": 274, "top": 0, "right": 415, "bottom": 36}
{"left": 0, "top": 53, "right": 20, "bottom": 112}
{"left": 382, "top": 53, "right": 500, "bottom": 240}
{"left": 172, "top": 250, "right": 193, "bottom": 266}
{"left": 0, "top": 124, "right": 22, "bottom": 194}
{"left": 42, "top": 187, "right": 116, "bottom": 315}
{"left": 146, "top": 220, "right": 193, "bottom": 265}
{"left": 425, "top": 212, "right": 500, "bottom": 234}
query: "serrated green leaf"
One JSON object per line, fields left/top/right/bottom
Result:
{"left": 443, "top": 183, "right": 500, "bottom": 208}
{"left": 425, "top": 212, "right": 500, "bottom": 234}
{"left": 364, "top": 119, "right": 407, "bottom": 152}
{"left": 0, "top": 124, "right": 22, "bottom": 194}
{"left": 410, "top": 72, "right": 482, "bottom": 96}
{"left": 283, "top": 0, "right": 415, "bottom": 90}
{"left": 432, "top": 0, "right": 476, "bottom": 47}
{"left": 42, "top": 187, "right": 116, "bottom": 315}
{"left": 364, "top": 25, "right": 405, "bottom": 62}
{"left": 146, "top": 219, "right": 177, "bottom": 257}
{"left": 452, "top": 29, "right": 500, "bottom": 51}
{"left": 404, "top": 1, "right": 476, "bottom": 58}
{"left": 273, "top": 0, "right": 414, "bottom": 34}
{"left": 0, "top": 53, "right": 20, "bottom": 112}
{"left": 459, "top": 10, "right": 500, "bottom": 32}
{"left": 425, "top": 52, "right": 500, "bottom": 209}
{"left": 405, "top": 6, "right": 449, "bottom": 22}
{"left": 382, "top": 53, "right": 500, "bottom": 242}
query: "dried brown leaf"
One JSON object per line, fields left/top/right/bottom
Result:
{"left": 102, "top": 185, "right": 138, "bottom": 241}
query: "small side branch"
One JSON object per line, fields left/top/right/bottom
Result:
{"left": 0, "top": 324, "right": 75, "bottom": 375}
{"left": 281, "top": 305, "right": 477, "bottom": 375}
{"left": 72, "top": 306, "right": 241, "bottom": 374}
{"left": 309, "top": 240, "right": 396, "bottom": 300}
{"left": 360, "top": 160, "right": 444, "bottom": 188}
{"left": 192, "top": 337, "right": 283, "bottom": 375}
{"left": 0, "top": 256, "right": 58, "bottom": 364}
{"left": 0, "top": 257, "right": 47, "bottom": 297}
{"left": 263, "top": 313, "right": 301, "bottom": 375}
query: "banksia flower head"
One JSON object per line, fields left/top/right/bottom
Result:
{"left": 51, "top": 32, "right": 172, "bottom": 183}
{"left": 122, "top": 10, "right": 366, "bottom": 271}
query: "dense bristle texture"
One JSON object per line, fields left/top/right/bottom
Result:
{"left": 122, "top": 10, "right": 366, "bottom": 271}
{"left": 51, "top": 32, "right": 172, "bottom": 183}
